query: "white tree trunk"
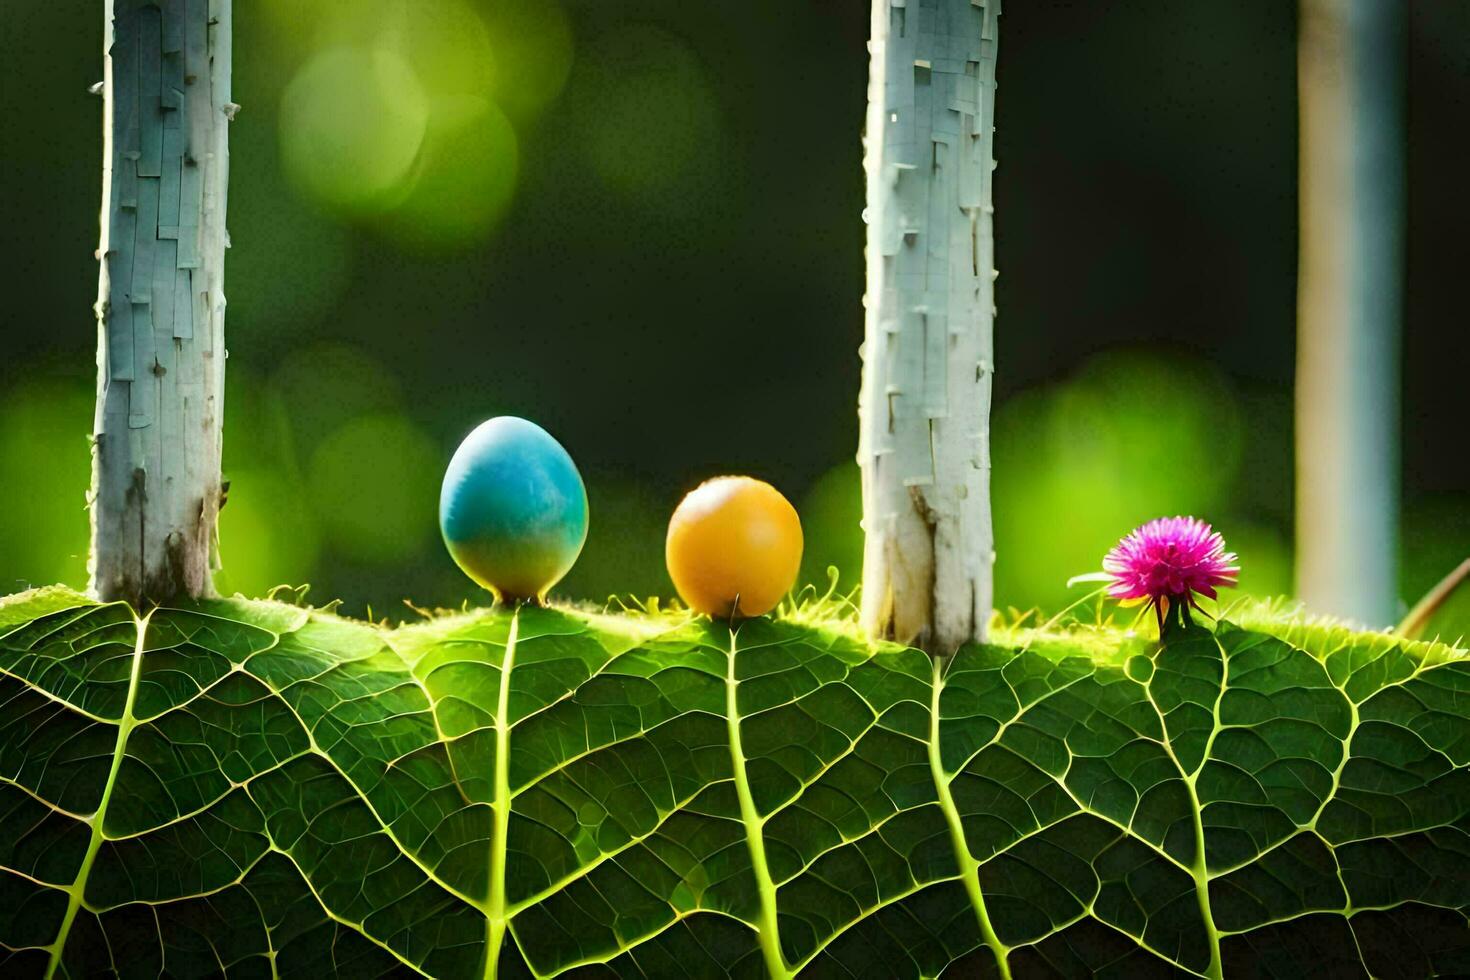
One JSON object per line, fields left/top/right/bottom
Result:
{"left": 858, "top": 0, "right": 999, "bottom": 651}
{"left": 89, "top": 0, "right": 233, "bottom": 606}
{"left": 1295, "top": 0, "right": 1401, "bottom": 626}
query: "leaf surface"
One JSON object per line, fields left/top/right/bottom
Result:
{"left": 1, "top": 589, "right": 1467, "bottom": 978}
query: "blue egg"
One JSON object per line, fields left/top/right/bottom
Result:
{"left": 439, "top": 417, "right": 589, "bottom": 602}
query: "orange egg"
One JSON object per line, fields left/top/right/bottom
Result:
{"left": 666, "top": 476, "right": 804, "bottom": 618}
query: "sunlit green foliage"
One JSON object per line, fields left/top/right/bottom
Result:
{"left": 3, "top": 589, "right": 1466, "bottom": 978}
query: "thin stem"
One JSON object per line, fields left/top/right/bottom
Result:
{"left": 1396, "top": 557, "right": 1470, "bottom": 640}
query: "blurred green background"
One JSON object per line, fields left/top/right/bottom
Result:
{"left": 1, "top": 1, "right": 1466, "bottom": 624}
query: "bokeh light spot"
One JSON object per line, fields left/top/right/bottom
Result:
{"left": 389, "top": 0, "right": 496, "bottom": 101}
{"left": 480, "top": 0, "right": 574, "bottom": 120}
{"left": 279, "top": 45, "right": 429, "bottom": 216}
{"left": 269, "top": 0, "right": 558, "bottom": 249}
{"left": 386, "top": 99, "right": 519, "bottom": 251}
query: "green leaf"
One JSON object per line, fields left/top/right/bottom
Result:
{"left": 2, "top": 590, "right": 1467, "bottom": 978}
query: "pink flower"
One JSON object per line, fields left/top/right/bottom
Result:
{"left": 1103, "top": 516, "right": 1238, "bottom": 633}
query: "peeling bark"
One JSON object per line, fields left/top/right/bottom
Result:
{"left": 89, "top": 0, "right": 233, "bottom": 606}
{"left": 858, "top": 0, "right": 999, "bottom": 651}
